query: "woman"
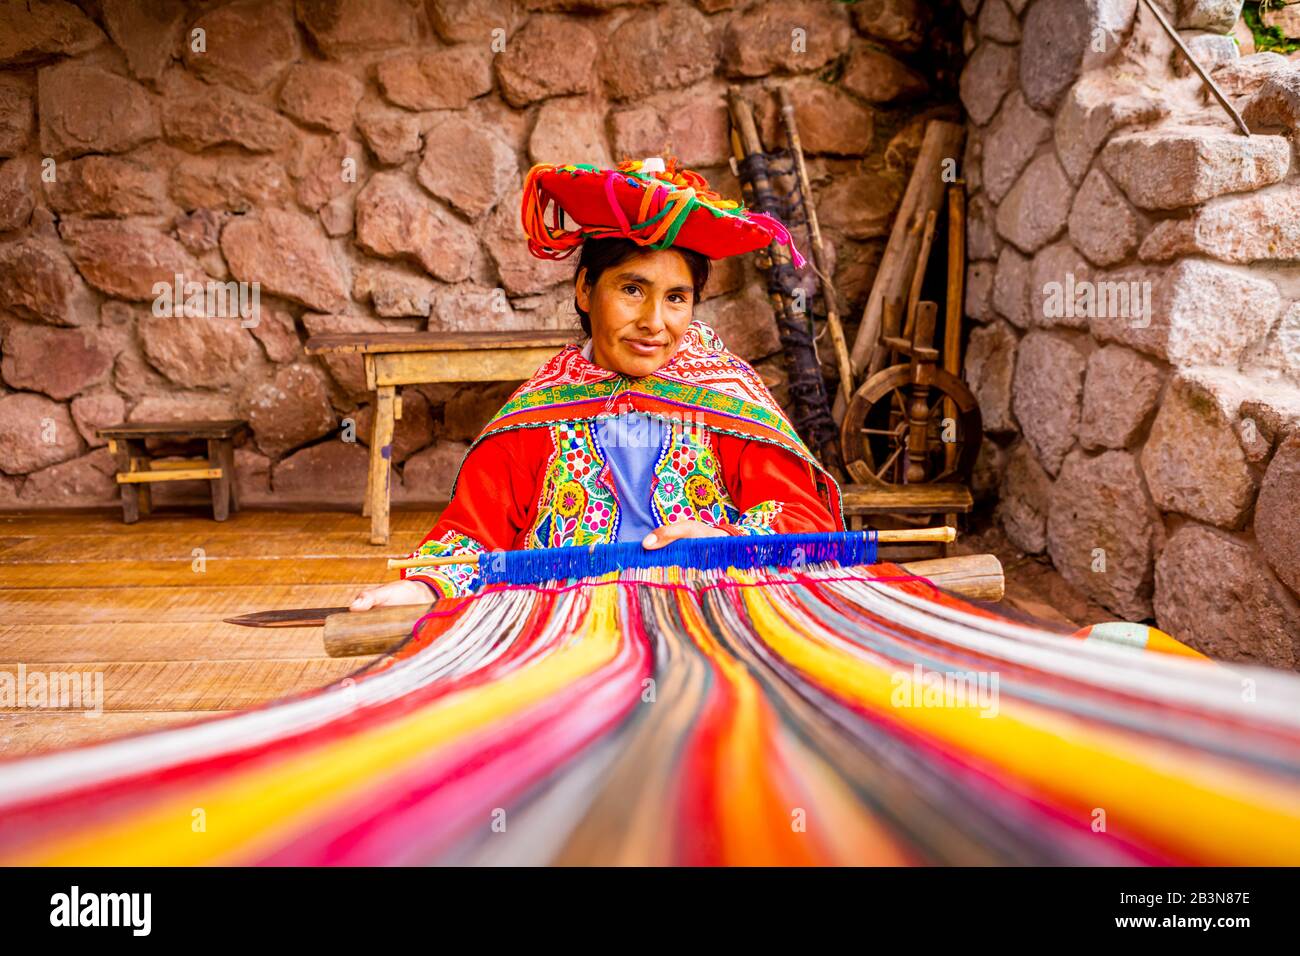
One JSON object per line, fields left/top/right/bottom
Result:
{"left": 352, "top": 157, "right": 843, "bottom": 609}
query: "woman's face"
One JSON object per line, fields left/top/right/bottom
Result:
{"left": 576, "top": 248, "right": 696, "bottom": 377}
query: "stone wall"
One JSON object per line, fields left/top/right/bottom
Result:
{"left": 960, "top": 0, "right": 1300, "bottom": 667}
{"left": 0, "top": 0, "right": 960, "bottom": 513}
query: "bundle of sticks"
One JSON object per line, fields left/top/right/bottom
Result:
{"left": 727, "top": 86, "right": 850, "bottom": 477}
{"left": 726, "top": 88, "right": 970, "bottom": 485}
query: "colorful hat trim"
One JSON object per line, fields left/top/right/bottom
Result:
{"left": 521, "top": 157, "right": 806, "bottom": 269}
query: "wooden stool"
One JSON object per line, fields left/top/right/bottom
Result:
{"left": 97, "top": 421, "right": 248, "bottom": 524}
{"left": 840, "top": 482, "right": 973, "bottom": 557}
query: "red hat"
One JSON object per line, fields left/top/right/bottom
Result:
{"left": 520, "top": 156, "right": 806, "bottom": 268}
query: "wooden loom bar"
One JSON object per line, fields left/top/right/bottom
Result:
{"left": 944, "top": 182, "right": 966, "bottom": 475}
{"left": 902, "top": 208, "right": 939, "bottom": 345}
{"left": 385, "top": 526, "right": 959, "bottom": 571}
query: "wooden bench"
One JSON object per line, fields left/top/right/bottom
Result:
{"left": 97, "top": 421, "right": 248, "bottom": 524}
{"left": 304, "top": 330, "right": 573, "bottom": 546}
{"left": 840, "top": 482, "right": 973, "bottom": 556}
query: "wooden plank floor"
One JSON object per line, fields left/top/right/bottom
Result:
{"left": 0, "top": 507, "right": 438, "bottom": 759}
{"left": 0, "top": 507, "right": 1091, "bottom": 761}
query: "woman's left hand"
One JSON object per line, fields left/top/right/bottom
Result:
{"left": 642, "top": 520, "right": 728, "bottom": 549}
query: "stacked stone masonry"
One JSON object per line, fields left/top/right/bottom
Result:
{"left": 4, "top": 0, "right": 1298, "bottom": 670}
{"left": 0, "top": 0, "right": 960, "bottom": 511}
{"left": 964, "top": 0, "right": 1300, "bottom": 667}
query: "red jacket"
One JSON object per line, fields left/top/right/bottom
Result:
{"left": 403, "top": 424, "right": 840, "bottom": 597}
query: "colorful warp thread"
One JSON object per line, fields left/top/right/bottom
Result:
{"left": 1, "top": 563, "right": 1298, "bottom": 866}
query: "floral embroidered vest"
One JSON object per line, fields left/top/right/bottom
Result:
{"left": 526, "top": 416, "right": 780, "bottom": 548}
{"left": 452, "top": 320, "right": 841, "bottom": 550}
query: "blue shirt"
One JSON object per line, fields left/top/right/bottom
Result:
{"left": 583, "top": 340, "right": 670, "bottom": 542}
{"left": 594, "top": 411, "right": 670, "bottom": 542}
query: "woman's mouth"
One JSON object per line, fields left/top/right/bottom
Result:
{"left": 624, "top": 339, "right": 665, "bottom": 355}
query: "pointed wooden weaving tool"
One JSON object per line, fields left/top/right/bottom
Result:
{"left": 223, "top": 606, "right": 351, "bottom": 627}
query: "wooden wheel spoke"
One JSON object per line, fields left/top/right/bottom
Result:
{"left": 875, "top": 444, "right": 904, "bottom": 480}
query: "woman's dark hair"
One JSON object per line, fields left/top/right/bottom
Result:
{"left": 573, "top": 237, "right": 711, "bottom": 337}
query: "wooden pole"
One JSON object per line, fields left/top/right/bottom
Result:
{"left": 324, "top": 604, "right": 430, "bottom": 659}
{"left": 325, "top": 552, "right": 1007, "bottom": 657}
{"left": 898, "top": 553, "right": 1004, "bottom": 603}
{"left": 902, "top": 208, "right": 938, "bottom": 344}
{"left": 944, "top": 182, "right": 966, "bottom": 475}
{"left": 776, "top": 85, "right": 856, "bottom": 408}
{"left": 881, "top": 296, "right": 904, "bottom": 372}
{"left": 1139, "top": 0, "right": 1249, "bottom": 135}
{"left": 837, "top": 120, "right": 965, "bottom": 423}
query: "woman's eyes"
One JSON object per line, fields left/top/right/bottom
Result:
{"left": 621, "top": 285, "right": 688, "bottom": 304}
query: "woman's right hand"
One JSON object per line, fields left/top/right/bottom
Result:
{"left": 349, "top": 579, "right": 434, "bottom": 612}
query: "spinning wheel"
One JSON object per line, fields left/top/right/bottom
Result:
{"left": 840, "top": 301, "right": 982, "bottom": 486}
{"left": 840, "top": 364, "right": 981, "bottom": 485}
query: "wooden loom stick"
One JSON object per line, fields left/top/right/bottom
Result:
{"left": 776, "top": 85, "right": 855, "bottom": 408}
{"left": 902, "top": 207, "right": 939, "bottom": 344}
{"left": 944, "top": 182, "right": 966, "bottom": 475}
{"left": 323, "top": 604, "right": 432, "bottom": 658}
{"left": 386, "top": 526, "right": 958, "bottom": 571}
{"left": 323, "top": 552, "right": 1007, "bottom": 658}
{"left": 1138, "top": 0, "right": 1249, "bottom": 136}
{"left": 881, "top": 296, "right": 904, "bottom": 371}
{"left": 224, "top": 606, "right": 350, "bottom": 627}
{"left": 837, "top": 120, "right": 964, "bottom": 423}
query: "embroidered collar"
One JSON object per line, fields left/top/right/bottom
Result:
{"left": 453, "top": 320, "right": 845, "bottom": 528}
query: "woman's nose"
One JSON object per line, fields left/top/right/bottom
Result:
{"left": 638, "top": 296, "right": 667, "bottom": 329}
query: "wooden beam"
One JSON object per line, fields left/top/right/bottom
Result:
{"left": 368, "top": 385, "right": 396, "bottom": 545}
{"left": 837, "top": 120, "right": 965, "bottom": 422}
{"left": 901, "top": 208, "right": 938, "bottom": 348}
{"left": 324, "top": 604, "right": 431, "bottom": 658}
{"left": 899, "top": 553, "right": 1004, "bottom": 603}
{"left": 305, "top": 330, "right": 575, "bottom": 356}
{"left": 138, "top": 457, "right": 211, "bottom": 471}
{"left": 371, "top": 347, "right": 561, "bottom": 386}
{"left": 841, "top": 482, "right": 974, "bottom": 514}
{"left": 944, "top": 182, "right": 966, "bottom": 475}
{"left": 117, "top": 468, "right": 222, "bottom": 483}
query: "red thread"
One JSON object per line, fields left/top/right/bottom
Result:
{"left": 414, "top": 568, "right": 942, "bottom": 623}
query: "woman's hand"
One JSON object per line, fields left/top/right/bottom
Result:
{"left": 349, "top": 579, "right": 433, "bottom": 611}
{"left": 642, "top": 520, "right": 728, "bottom": 550}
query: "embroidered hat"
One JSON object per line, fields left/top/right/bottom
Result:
{"left": 520, "top": 155, "right": 806, "bottom": 268}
